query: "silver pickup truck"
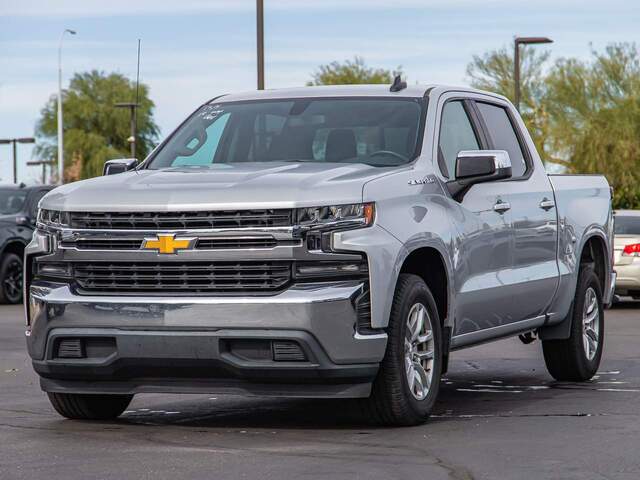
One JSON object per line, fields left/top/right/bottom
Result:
{"left": 26, "top": 83, "right": 615, "bottom": 425}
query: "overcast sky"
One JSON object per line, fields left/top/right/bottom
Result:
{"left": 1, "top": 0, "right": 638, "bottom": 184}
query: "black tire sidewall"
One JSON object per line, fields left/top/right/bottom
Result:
{"left": 0, "top": 253, "right": 23, "bottom": 304}
{"left": 391, "top": 275, "right": 443, "bottom": 419}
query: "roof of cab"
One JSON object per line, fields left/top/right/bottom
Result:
{"left": 209, "top": 84, "right": 435, "bottom": 103}
{"left": 209, "top": 83, "right": 508, "bottom": 104}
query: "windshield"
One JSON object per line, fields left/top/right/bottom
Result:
{"left": 147, "top": 98, "right": 424, "bottom": 169}
{"left": 0, "top": 189, "right": 27, "bottom": 215}
{"left": 615, "top": 215, "right": 640, "bottom": 235}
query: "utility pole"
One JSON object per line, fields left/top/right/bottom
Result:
{"left": 0, "top": 137, "right": 35, "bottom": 184}
{"left": 256, "top": 0, "right": 265, "bottom": 90}
{"left": 58, "top": 28, "right": 77, "bottom": 185}
{"left": 513, "top": 36, "right": 553, "bottom": 112}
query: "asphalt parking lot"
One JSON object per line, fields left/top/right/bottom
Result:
{"left": 1, "top": 302, "right": 640, "bottom": 480}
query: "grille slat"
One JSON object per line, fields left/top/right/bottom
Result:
{"left": 72, "top": 261, "right": 292, "bottom": 294}
{"left": 69, "top": 210, "right": 292, "bottom": 230}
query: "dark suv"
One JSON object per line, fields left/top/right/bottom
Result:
{"left": 0, "top": 184, "right": 53, "bottom": 304}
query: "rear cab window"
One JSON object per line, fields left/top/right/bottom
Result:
{"left": 475, "top": 102, "right": 529, "bottom": 178}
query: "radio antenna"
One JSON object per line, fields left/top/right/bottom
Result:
{"left": 134, "top": 39, "right": 141, "bottom": 159}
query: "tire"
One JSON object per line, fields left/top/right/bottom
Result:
{"left": 0, "top": 253, "right": 23, "bottom": 304}
{"left": 47, "top": 392, "right": 133, "bottom": 420}
{"left": 542, "top": 267, "right": 604, "bottom": 381}
{"left": 362, "top": 273, "right": 443, "bottom": 426}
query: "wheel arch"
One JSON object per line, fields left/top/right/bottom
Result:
{"left": 540, "top": 229, "right": 609, "bottom": 341}
{"left": 396, "top": 245, "right": 452, "bottom": 331}
{"left": 1, "top": 238, "right": 27, "bottom": 260}
{"left": 579, "top": 233, "right": 608, "bottom": 295}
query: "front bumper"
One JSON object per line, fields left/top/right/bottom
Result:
{"left": 613, "top": 261, "right": 640, "bottom": 295}
{"left": 27, "top": 281, "right": 387, "bottom": 398}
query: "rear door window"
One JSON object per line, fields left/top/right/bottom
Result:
{"left": 475, "top": 102, "right": 528, "bottom": 177}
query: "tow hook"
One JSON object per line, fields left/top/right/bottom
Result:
{"left": 519, "top": 332, "right": 537, "bottom": 344}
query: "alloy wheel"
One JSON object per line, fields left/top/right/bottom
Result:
{"left": 404, "top": 303, "right": 435, "bottom": 401}
{"left": 582, "top": 286, "right": 600, "bottom": 361}
{"left": 3, "top": 258, "right": 22, "bottom": 303}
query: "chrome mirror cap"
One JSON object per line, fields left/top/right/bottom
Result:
{"left": 447, "top": 150, "right": 513, "bottom": 201}
{"left": 103, "top": 158, "right": 138, "bottom": 176}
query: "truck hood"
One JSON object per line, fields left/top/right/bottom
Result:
{"left": 41, "top": 162, "right": 395, "bottom": 211}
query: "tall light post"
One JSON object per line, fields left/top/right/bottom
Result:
{"left": 256, "top": 0, "right": 264, "bottom": 90}
{"left": 57, "top": 28, "right": 77, "bottom": 185}
{"left": 514, "top": 36, "right": 552, "bottom": 112}
{"left": 0, "top": 137, "right": 35, "bottom": 184}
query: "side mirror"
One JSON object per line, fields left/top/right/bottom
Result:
{"left": 103, "top": 158, "right": 138, "bottom": 176}
{"left": 15, "top": 215, "right": 33, "bottom": 227}
{"left": 447, "top": 150, "right": 512, "bottom": 201}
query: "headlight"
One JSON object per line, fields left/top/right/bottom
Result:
{"left": 37, "top": 209, "right": 71, "bottom": 228}
{"left": 296, "top": 203, "right": 375, "bottom": 230}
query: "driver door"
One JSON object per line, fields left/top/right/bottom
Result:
{"left": 436, "top": 98, "right": 516, "bottom": 337}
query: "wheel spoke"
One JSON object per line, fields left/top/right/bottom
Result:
{"left": 586, "top": 295, "right": 596, "bottom": 316}
{"left": 412, "top": 367, "right": 425, "bottom": 398}
{"left": 417, "top": 331, "right": 433, "bottom": 345}
{"left": 587, "top": 335, "right": 597, "bottom": 356}
{"left": 416, "top": 350, "right": 434, "bottom": 361}
{"left": 585, "top": 327, "right": 597, "bottom": 342}
{"left": 584, "top": 308, "right": 598, "bottom": 326}
{"left": 410, "top": 307, "right": 425, "bottom": 342}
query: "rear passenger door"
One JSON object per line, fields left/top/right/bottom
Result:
{"left": 436, "top": 98, "right": 516, "bottom": 337}
{"left": 473, "top": 100, "right": 558, "bottom": 321}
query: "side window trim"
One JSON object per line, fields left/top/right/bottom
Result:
{"left": 471, "top": 99, "right": 534, "bottom": 179}
{"left": 436, "top": 97, "right": 486, "bottom": 179}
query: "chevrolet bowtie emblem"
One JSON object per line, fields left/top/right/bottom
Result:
{"left": 142, "top": 234, "right": 195, "bottom": 254}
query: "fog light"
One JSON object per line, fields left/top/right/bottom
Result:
{"left": 272, "top": 341, "right": 306, "bottom": 362}
{"left": 295, "top": 262, "right": 366, "bottom": 278}
{"left": 56, "top": 338, "right": 85, "bottom": 359}
{"left": 37, "top": 263, "right": 71, "bottom": 277}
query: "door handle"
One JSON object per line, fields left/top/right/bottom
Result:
{"left": 539, "top": 198, "right": 555, "bottom": 211}
{"left": 493, "top": 201, "right": 511, "bottom": 214}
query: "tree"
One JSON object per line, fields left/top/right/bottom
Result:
{"left": 467, "top": 46, "right": 551, "bottom": 163}
{"left": 308, "top": 56, "right": 401, "bottom": 85}
{"left": 35, "top": 70, "right": 159, "bottom": 181}
{"left": 467, "top": 42, "right": 640, "bottom": 209}
{"left": 543, "top": 43, "right": 640, "bottom": 209}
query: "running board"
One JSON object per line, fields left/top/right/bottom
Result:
{"left": 449, "top": 315, "right": 546, "bottom": 350}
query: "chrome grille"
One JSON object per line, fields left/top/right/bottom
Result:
{"left": 70, "top": 239, "right": 143, "bottom": 250}
{"left": 64, "top": 237, "right": 283, "bottom": 250}
{"left": 73, "top": 261, "right": 292, "bottom": 294}
{"left": 195, "top": 238, "right": 278, "bottom": 249}
{"left": 68, "top": 210, "right": 292, "bottom": 230}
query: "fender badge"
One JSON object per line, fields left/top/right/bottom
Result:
{"left": 408, "top": 176, "right": 435, "bottom": 186}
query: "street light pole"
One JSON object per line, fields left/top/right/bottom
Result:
{"left": 114, "top": 103, "right": 139, "bottom": 159}
{"left": 27, "top": 160, "right": 56, "bottom": 184}
{"left": 0, "top": 137, "right": 35, "bottom": 184}
{"left": 513, "top": 36, "right": 553, "bottom": 112}
{"left": 256, "top": 0, "right": 264, "bottom": 90}
{"left": 57, "top": 28, "right": 77, "bottom": 185}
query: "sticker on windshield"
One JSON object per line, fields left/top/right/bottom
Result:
{"left": 199, "top": 104, "right": 225, "bottom": 121}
